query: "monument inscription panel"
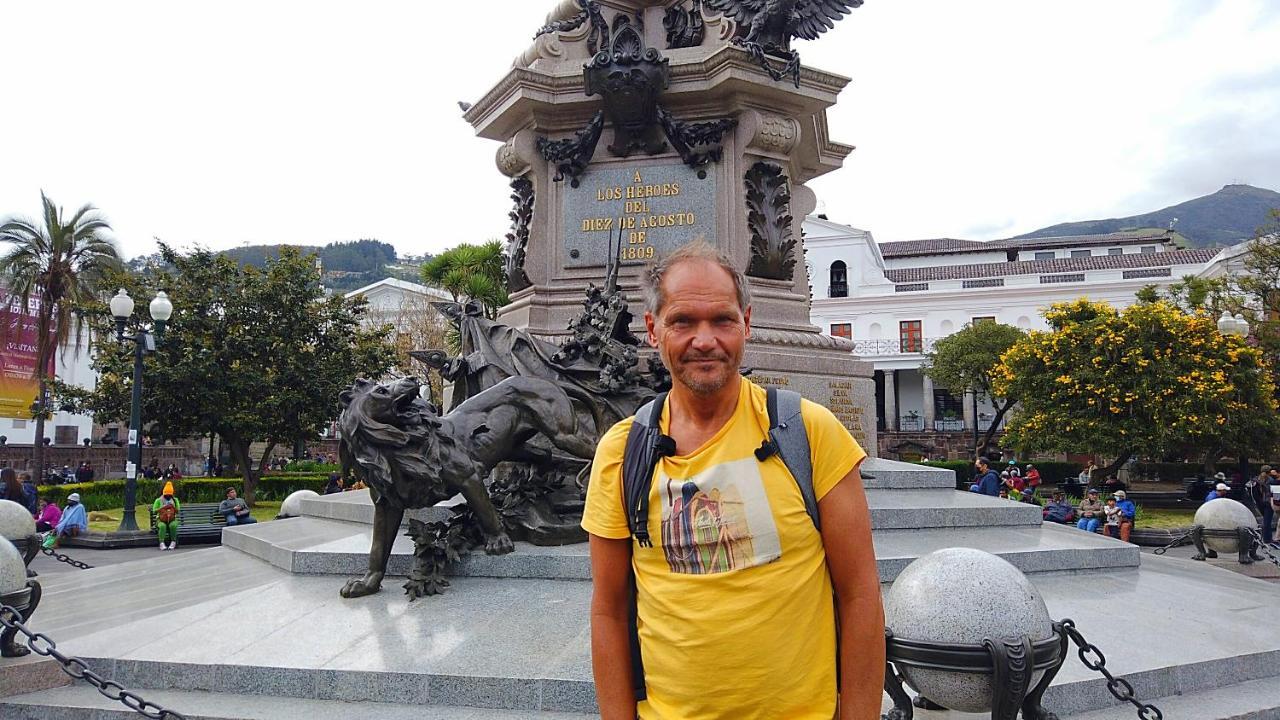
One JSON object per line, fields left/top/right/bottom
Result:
{"left": 562, "top": 163, "right": 716, "bottom": 267}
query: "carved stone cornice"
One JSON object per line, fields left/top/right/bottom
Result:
{"left": 466, "top": 44, "right": 850, "bottom": 141}
{"left": 750, "top": 327, "right": 854, "bottom": 352}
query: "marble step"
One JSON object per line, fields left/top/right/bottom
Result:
{"left": 224, "top": 516, "right": 1138, "bottom": 582}
{"left": 21, "top": 551, "right": 1280, "bottom": 719}
{"left": 1060, "top": 675, "right": 1280, "bottom": 720}
{"left": 297, "top": 486, "right": 1040, "bottom": 531}
{"left": 294, "top": 458, "right": 960, "bottom": 527}
{"left": 861, "top": 457, "right": 958, "bottom": 490}
{"left": 0, "top": 685, "right": 595, "bottom": 719}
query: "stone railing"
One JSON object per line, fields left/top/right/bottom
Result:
{"left": 851, "top": 338, "right": 939, "bottom": 356}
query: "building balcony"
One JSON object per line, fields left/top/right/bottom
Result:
{"left": 828, "top": 282, "right": 848, "bottom": 298}
{"left": 934, "top": 419, "right": 966, "bottom": 432}
{"left": 899, "top": 416, "right": 924, "bottom": 431}
{"left": 853, "top": 338, "right": 939, "bottom": 356}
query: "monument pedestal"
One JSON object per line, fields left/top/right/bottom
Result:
{"left": 465, "top": 2, "right": 877, "bottom": 451}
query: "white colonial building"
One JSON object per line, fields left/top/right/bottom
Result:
{"left": 804, "top": 216, "right": 1242, "bottom": 453}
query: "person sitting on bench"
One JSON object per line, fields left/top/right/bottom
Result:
{"left": 219, "top": 487, "right": 256, "bottom": 526}
{"left": 153, "top": 482, "right": 181, "bottom": 550}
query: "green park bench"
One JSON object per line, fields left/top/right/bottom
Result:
{"left": 148, "top": 502, "right": 227, "bottom": 544}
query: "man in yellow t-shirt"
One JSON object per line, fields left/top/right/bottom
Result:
{"left": 582, "top": 240, "right": 884, "bottom": 720}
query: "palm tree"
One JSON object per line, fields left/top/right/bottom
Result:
{"left": 421, "top": 240, "right": 509, "bottom": 319}
{"left": 0, "top": 192, "right": 122, "bottom": 477}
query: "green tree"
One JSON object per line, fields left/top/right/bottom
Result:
{"left": 993, "top": 298, "right": 1279, "bottom": 475}
{"left": 420, "top": 240, "right": 508, "bottom": 318}
{"left": 923, "top": 322, "right": 1024, "bottom": 458}
{"left": 58, "top": 245, "right": 396, "bottom": 504}
{"left": 0, "top": 192, "right": 122, "bottom": 476}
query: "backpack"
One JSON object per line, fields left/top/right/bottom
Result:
{"left": 157, "top": 502, "right": 177, "bottom": 524}
{"left": 619, "top": 386, "right": 817, "bottom": 700}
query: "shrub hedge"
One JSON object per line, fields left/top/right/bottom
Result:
{"left": 35, "top": 474, "right": 330, "bottom": 512}
{"left": 919, "top": 459, "right": 1085, "bottom": 489}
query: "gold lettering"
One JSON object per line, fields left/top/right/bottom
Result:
{"left": 580, "top": 218, "right": 614, "bottom": 232}
{"left": 634, "top": 171, "right": 643, "bottom": 183}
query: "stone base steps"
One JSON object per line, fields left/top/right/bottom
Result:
{"left": 12, "top": 546, "right": 1280, "bottom": 719}
{"left": 222, "top": 515, "right": 1138, "bottom": 582}
{"left": 0, "top": 685, "right": 595, "bottom": 719}
{"left": 1060, "top": 675, "right": 1280, "bottom": 720}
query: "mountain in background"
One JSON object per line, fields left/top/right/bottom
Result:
{"left": 129, "top": 239, "right": 429, "bottom": 292}
{"left": 1016, "top": 184, "right": 1280, "bottom": 247}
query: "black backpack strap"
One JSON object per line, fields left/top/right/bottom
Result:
{"left": 622, "top": 392, "right": 669, "bottom": 548}
{"left": 620, "top": 392, "right": 671, "bottom": 702}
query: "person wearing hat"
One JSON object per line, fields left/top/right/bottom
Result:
{"left": 1076, "top": 488, "right": 1104, "bottom": 533}
{"left": 152, "top": 481, "right": 181, "bottom": 551}
{"left": 46, "top": 492, "right": 87, "bottom": 548}
{"left": 1113, "top": 489, "right": 1137, "bottom": 542}
{"left": 1205, "top": 478, "right": 1231, "bottom": 503}
{"left": 1042, "top": 491, "right": 1075, "bottom": 524}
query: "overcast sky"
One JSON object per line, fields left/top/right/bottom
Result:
{"left": 2, "top": 0, "right": 1278, "bottom": 260}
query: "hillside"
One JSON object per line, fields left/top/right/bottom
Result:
{"left": 1016, "top": 184, "right": 1280, "bottom": 247}
{"left": 219, "top": 240, "right": 405, "bottom": 291}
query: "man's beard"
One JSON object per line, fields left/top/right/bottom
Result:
{"left": 664, "top": 347, "right": 741, "bottom": 396}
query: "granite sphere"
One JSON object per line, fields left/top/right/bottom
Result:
{"left": 279, "top": 490, "right": 320, "bottom": 518}
{"left": 885, "top": 548, "right": 1054, "bottom": 713}
{"left": 1194, "top": 498, "right": 1258, "bottom": 553}
{"left": 0, "top": 500, "right": 35, "bottom": 541}
{"left": 0, "top": 536, "right": 27, "bottom": 595}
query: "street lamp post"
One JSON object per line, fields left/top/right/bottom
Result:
{"left": 109, "top": 289, "right": 173, "bottom": 533}
{"left": 1218, "top": 310, "right": 1250, "bottom": 338}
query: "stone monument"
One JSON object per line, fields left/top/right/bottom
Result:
{"left": 463, "top": 0, "right": 877, "bottom": 453}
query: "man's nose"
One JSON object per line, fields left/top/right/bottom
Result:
{"left": 690, "top": 322, "right": 718, "bottom": 350}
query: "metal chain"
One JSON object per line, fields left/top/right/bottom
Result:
{"left": 1246, "top": 528, "right": 1280, "bottom": 568}
{"left": 1151, "top": 527, "right": 1196, "bottom": 555}
{"left": 40, "top": 545, "right": 94, "bottom": 569}
{"left": 1060, "top": 619, "right": 1162, "bottom": 720}
{"left": 0, "top": 604, "right": 185, "bottom": 719}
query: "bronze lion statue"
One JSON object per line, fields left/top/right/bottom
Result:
{"left": 336, "top": 374, "right": 597, "bottom": 598}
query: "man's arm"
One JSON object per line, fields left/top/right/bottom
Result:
{"left": 820, "top": 463, "right": 885, "bottom": 720}
{"left": 588, "top": 534, "right": 638, "bottom": 720}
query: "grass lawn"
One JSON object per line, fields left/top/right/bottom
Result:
{"left": 87, "top": 501, "right": 283, "bottom": 533}
{"left": 1137, "top": 507, "right": 1197, "bottom": 530}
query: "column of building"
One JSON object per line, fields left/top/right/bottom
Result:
{"left": 921, "top": 373, "right": 936, "bottom": 431}
{"left": 962, "top": 390, "right": 976, "bottom": 431}
{"left": 883, "top": 370, "right": 898, "bottom": 431}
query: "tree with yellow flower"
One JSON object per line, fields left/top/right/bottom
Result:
{"left": 993, "top": 298, "right": 1279, "bottom": 475}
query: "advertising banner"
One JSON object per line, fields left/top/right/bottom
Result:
{"left": 0, "top": 289, "right": 55, "bottom": 420}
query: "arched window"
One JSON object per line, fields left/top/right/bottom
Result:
{"left": 829, "top": 261, "right": 848, "bottom": 297}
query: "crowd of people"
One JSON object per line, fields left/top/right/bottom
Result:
{"left": 970, "top": 457, "right": 1139, "bottom": 541}
{"left": 969, "top": 456, "right": 1280, "bottom": 547}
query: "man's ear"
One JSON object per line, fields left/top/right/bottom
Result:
{"left": 743, "top": 305, "right": 752, "bottom": 340}
{"left": 645, "top": 310, "right": 659, "bottom": 348}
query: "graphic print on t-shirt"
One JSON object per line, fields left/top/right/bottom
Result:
{"left": 658, "top": 457, "right": 781, "bottom": 574}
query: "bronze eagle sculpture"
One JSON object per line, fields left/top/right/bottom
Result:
{"left": 704, "top": 0, "right": 864, "bottom": 85}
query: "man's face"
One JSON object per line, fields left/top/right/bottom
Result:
{"left": 227, "top": 490, "right": 237, "bottom": 500}
{"left": 645, "top": 259, "right": 751, "bottom": 397}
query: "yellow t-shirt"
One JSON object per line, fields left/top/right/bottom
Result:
{"left": 582, "top": 378, "right": 866, "bottom": 720}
